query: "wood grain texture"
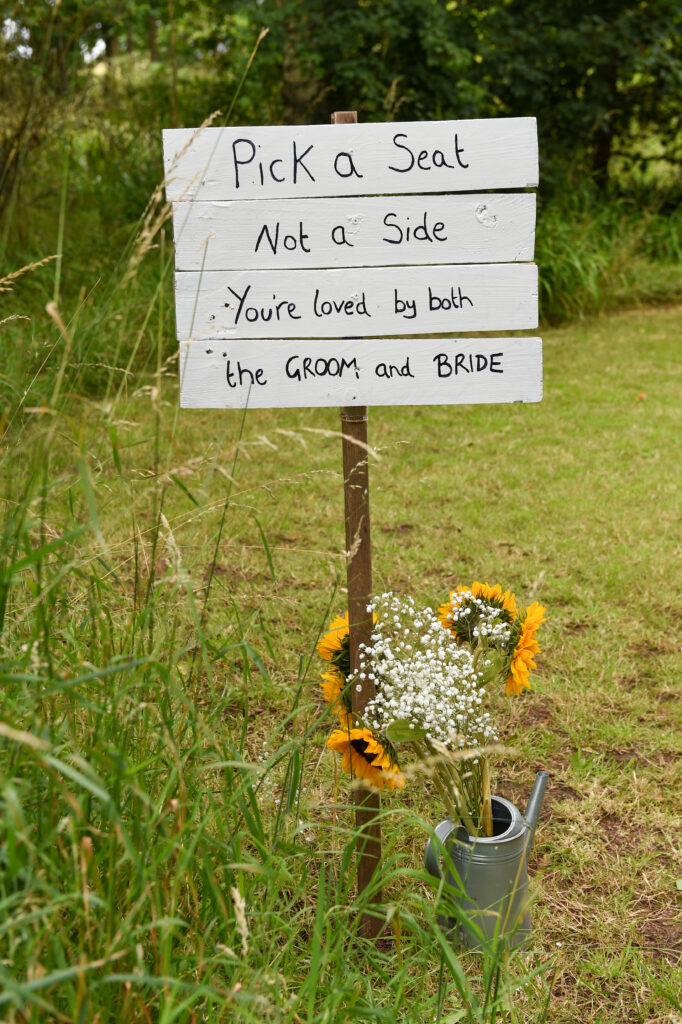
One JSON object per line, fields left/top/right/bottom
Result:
{"left": 178, "top": 336, "right": 542, "bottom": 409}
{"left": 163, "top": 117, "right": 538, "bottom": 201}
{"left": 173, "top": 263, "right": 538, "bottom": 341}
{"left": 171, "top": 193, "right": 536, "bottom": 271}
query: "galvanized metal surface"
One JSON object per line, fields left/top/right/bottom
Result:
{"left": 424, "top": 772, "right": 549, "bottom": 948}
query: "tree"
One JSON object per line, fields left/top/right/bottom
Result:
{"left": 472, "top": 0, "right": 682, "bottom": 189}
{"left": 213, "top": 0, "right": 487, "bottom": 124}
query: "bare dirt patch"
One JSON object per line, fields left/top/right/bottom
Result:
{"left": 631, "top": 638, "right": 675, "bottom": 659}
{"left": 564, "top": 620, "right": 591, "bottom": 635}
{"left": 637, "top": 915, "right": 682, "bottom": 966}
{"left": 380, "top": 522, "right": 415, "bottom": 535}
{"left": 202, "top": 561, "right": 258, "bottom": 583}
{"left": 522, "top": 696, "right": 554, "bottom": 728}
{"left": 596, "top": 810, "right": 636, "bottom": 854}
{"left": 544, "top": 783, "right": 581, "bottom": 810}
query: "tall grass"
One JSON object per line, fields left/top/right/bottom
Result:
{"left": 0, "top": 209, "right": 559, "bottom": 1021}
{"left": 2, "top": 107, "right": 681, "bottom": 1021}
{"left": 536, "top": 190, "right": 682, "bottom": 323}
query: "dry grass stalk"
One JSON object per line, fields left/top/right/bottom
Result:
{"left": 0, "top": 254, "right": 58, "bottom": 293}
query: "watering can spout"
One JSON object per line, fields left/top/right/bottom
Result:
{"left": 523, "top": 770, "right": 549, "bottom": 859}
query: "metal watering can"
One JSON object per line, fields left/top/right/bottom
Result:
{"left": 424, "top": 771, "right": 549, "bottom": 948}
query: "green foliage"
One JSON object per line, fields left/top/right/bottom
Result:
{"left": 3, "top": 0, "right": 682, "bottom": 216}
{"left": 385, "top": 720, "right": 428, "bottom": 743}
{"left": 467, "top": 0, "right": 682, "bottom": 189}
{"left": 238, "top": 0, "right": 487, "bottom": 123}
{"left": 536, "top": 186, "right": 682, "bottom": 322}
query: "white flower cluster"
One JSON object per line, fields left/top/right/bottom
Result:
{"left": 447, "top": 590, "right": 512, "bottom": 649}
{"left": 355, "top": 593, "right": 498, "bottom": 748}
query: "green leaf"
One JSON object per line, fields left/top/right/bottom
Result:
{"left": 78, "top": 455, "right": 106, "bottom": 550}
{"left": 9, "top": 525, "right": 88, "bottom": 574}
{"left": 478, "top": 649, "right": 504, "bottom": 685}
{"left": 253, "top": 514, "right": 275, "bottom": 581}
{"left": 385, "top": 719, "right": 427, "bottom": 743}
{"left": 42, "top": 755, "right": 111, "bottom": 804}
{"left": 170, "top": 473, "right": 200, "bottom": 507}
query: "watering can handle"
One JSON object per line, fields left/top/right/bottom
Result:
{"left": 424, "top": 819, "right": 458, "bottom": 878}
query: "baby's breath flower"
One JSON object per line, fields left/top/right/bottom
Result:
{"left": 350, "top": 594, "right": 498, "bottom": 750}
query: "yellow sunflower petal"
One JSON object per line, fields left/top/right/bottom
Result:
{"left": 439, "top": 582, "right": 517, "bottom": 631}
{"left": 326, "top": 727, "right": 404, "bottom": 791}
{"left": 471, "top": 581, "right": 517, "bottom": 617}
{"left": 319, "top": 669, "right": 353, "bottom": 730}
{"left": 316, "top": 612, "right": 350, "bottom": 663}
{"left": 437, "top": 600, "right": 454, "bottom": 629}
{"left": 506, "top": 602, "right": 546, "bottom": 696}
{"left": 320, "top": 668, "right": 343, "bottom": 704}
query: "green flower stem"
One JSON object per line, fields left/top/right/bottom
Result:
{"left": 412, "top": 740, "right": 459, "bottom": 823}
{"left": 415, "top": 739, "right": 480, "bottom": 836}
{"left": 440, "top": 760, "right": 478, "bottom": 836}
{"left": 436, "top": 748, "right": 482, "bottom": 837}
{"left": 430, "top": 767, "right": 460, "bottom": 823}
{"left": 481, "top": 757, "right": 493, "bottom": 837}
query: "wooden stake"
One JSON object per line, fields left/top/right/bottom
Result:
{"left": 334, "top": 109, "right": 383, "bottom": 938}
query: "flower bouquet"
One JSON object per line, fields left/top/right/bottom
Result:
{"left": 318, "top": 583, "right": 546, "bottom": 837}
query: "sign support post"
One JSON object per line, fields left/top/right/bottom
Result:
{"left": 333, "top": 110, "right": 383, "bottom": 938}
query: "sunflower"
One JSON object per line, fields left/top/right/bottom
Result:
{"left": 327, "top": 727, "right": 405, "bottom": 791}
{"left": 316, "top": 612, "right": 351, "bottom": 679}
{"left": 438, "top": 581, "right": 517, "bottom": 644}
{"left": 505, "top": 601, "right": 547, "bottom": 695}
{"left": 316, "top": 610, "right": 377, "bottom": 680}
{"left": 319, "top": 668, "right": 353, "bottom": 730}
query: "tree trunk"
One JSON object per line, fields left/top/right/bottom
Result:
{"left": 592, "top": 125, "right": 613, "bottom": 190}
{"left": 592, "top": 56, "right": 619, "bottom": 190}
{"left": 148, "top": 17, "right": 159, "bottom": 62}
{"left": 104, "top": 31, "right": 119, "bottom": 59}
{"left": 280, "top": 14, "right": 319, "bottom": 123}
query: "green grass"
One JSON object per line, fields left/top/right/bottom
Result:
{"left": 1, "top": 220, "right": 681, "bottom": 1024}
{"left": 536, "top": 195, "right": 682, "bottom": 323}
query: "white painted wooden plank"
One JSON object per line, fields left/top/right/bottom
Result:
{"left": 163, "top": 118, "right": 538, "bottom": 202}
{"left": 172, "top": 193, "right": 536, "bottom": 271}
{"left": 178, "top": 337, "right": 542, "bottom": 409}
{"left": 173, "top": 263, "right": 538, "bottom": 341}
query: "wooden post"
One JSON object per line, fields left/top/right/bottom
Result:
{"left": 333, "top": 110, "right": 383, "bottom": 938}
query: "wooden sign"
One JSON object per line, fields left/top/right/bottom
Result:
{"left": 174, "top": 263, "right": 538, "bottom": 344}
{"left": 179, "top": 337, "right": 542, "bottom": 409}
{"left": 163, "top": 116, "right": 542, "bottom": 409}
{"left": 163, "top": 118, "right": 538, "bottom": 201}
{"left": 172, "top": 193, "right": 536, "bottom": 271}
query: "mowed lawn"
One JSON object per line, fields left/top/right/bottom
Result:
{"left": 1, "top": 301, "right": 680, "bottom": 1022}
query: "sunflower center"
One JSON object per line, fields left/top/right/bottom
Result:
{"left": 331, "top": 635, "right": 351, "bottom": 679}
{"left": 350, "top": 738, "right": 379, "bottom": 766}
